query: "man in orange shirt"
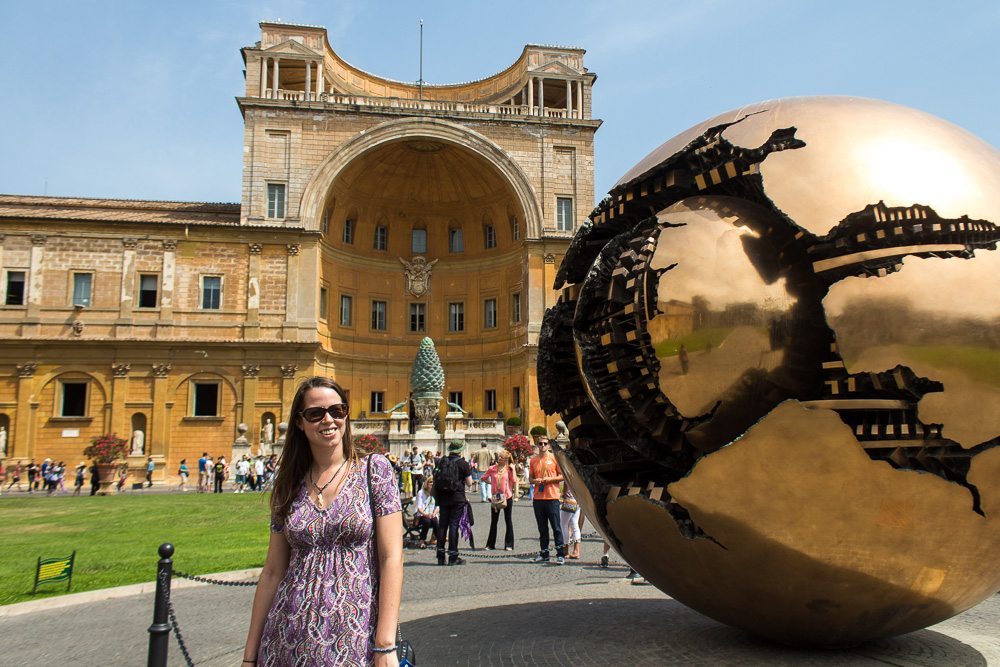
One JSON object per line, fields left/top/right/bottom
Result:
{"left": 528, "top": 435, "right": 566, "bottom": 564}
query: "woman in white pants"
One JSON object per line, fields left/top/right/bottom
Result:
{"left": 559, "top": 482, "right": 581, "bottom": 559}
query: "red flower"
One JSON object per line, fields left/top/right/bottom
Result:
{"left": 83, "top": 434, "right": 130, "bottom": 464}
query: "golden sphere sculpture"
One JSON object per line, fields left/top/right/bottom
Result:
{"left": 538, "top": 97, "right": 1000, "bottom": 647}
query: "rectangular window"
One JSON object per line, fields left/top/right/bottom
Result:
{"left": 72, "top": 272, "right": 93, "bottom": 307}
{"left": 513, "top": 386, "right": 521, "bottom": 409}
{"left": 374, "top": 225, "right": 388, "bottom": 251}
{"left": 484, "top": 298, "right": 497, "bottom": 329}
{"left": 343, "top": 218, "right": 354, "bottom": 244}
{"left": 484, "top": 224, "right": 496, "bottom": 249}
{"left": 448, "top": 391, "right": 463, "bottom": 410}
{"left": 448, "top": 227, "right": 463, "bottom": 253}
{"left": 511, "top": 292, "right": 521, "bottom": 323}
{"left": 318, "top": 286, "right": 328, "bottom": 320}
{"left": 448, "top": 302, "right": 464, "bottom": 332}
{"left": 340, "top": 294, "right": 353, "bottom": 326}
{"left": 201, "top": 275, "right": 222, "bottom": 310}
{"left": 510, "top": 216, "right": 520, "bottom": 241}
{"left": 192, "top": 382, "right": 220, "bottom": 417}
{"left": 138, "top": 274, "right": 159, "bottom": 309}
{"left": 5, "top": 271, "right": 25, "bottom": 306}
{"left": 485, "top": 389, "right": 497, "bottom": 412}
{"left": 370, "top": 391, "right": 384, "bottom": 413}
{"left": 60, "top": 382, "right": 88, "bottom": 417}
{"left": 267, "top": 183, "right": 286, "bottom": 219}
{"left": 371, "top": 300, "right": 387, "bottom": 331}
{"left": 556, "top": 197, "right": 574, "bottom": 231}
{"left": 409, "top": 303, "right": 426, "bottom": 332}
{"left": 412, "top": 228, "right": 427, "bottom": 254}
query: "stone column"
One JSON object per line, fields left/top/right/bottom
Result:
{"left": 566, "top": 79, "right": 572, "bottom": 116}
{"left": 538, "top": 78, "right": 545, "bottom": 116}
{"left": 283, "top": 244, "right": 300, "bottom": 340}
{"left": 117, "top": 238, "right": 137, "bottom": 337}
{"left": 260, "top": 56, "right": 268, "bottom": 97}
{"left": 245, "top": 243, "right": 262, "bottom": 339}
{"left": 527, "top": 77, "right": 533, "bottom": 111}
{"left": 111, "top": 363, "right": 130, "bottom": 439}
{"left": 241, "top": 365, "right": 260, "bottom": 453}
{"left": 305, "top": 61, "right": 312, "bottom": 101}
{"left": 318, "top": 62, "right": 324, "bottom": 96}
{"left": 272, "top": 58, "right": 279, "bottom": 96}
{"left": 576, "top": 80, "right": 584, "bottom": 118}
{"left": 150, "top": 364, "right": 171, "bottom": 458}
{"left": 14, "top": 363, "right": 37, "bottom": 460}
{"left": 159, "top": 240, "right": 176, "bottom": 331}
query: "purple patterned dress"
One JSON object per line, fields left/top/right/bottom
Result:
{"left": 259, "top": 455, "right": 401, "bottom": 666}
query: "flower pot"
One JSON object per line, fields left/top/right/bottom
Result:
{"left": 95, "top": 463, "right": 121, "bottom": 495}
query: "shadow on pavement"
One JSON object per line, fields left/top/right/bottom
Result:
{"left": 400, "top": 598, "right": 986, "bottom": 666}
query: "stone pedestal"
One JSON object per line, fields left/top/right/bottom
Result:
{"left": 232, "top": 423, "right": 251, "bottom": 461}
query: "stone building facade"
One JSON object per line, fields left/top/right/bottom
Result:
{"left": 0, "top": 21, "right": 600, "bottom": 480}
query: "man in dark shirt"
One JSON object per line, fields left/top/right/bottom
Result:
{"left": 433, "top": 440, "right": 473, "bottom": 566}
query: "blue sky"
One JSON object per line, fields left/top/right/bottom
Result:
{"left": 1, "top": 0, "right": 996, "bottom": 203}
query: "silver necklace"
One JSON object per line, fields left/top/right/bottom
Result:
{"left": 310, "top": 458, "right": 348, "bottom": 509}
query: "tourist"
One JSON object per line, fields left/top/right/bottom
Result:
{"left": 243, "top": 376, "right": 402, "bottom": 666}
{"left": 529, "top": 435, "right": 566, "bottom": 564}
{"left": 414, "top": 477, "right": 439, "bottom": 549}
{"left": 214, "top": 456, "right": 227, "bottom": 493}
{"left": 235, "top": 456, "right": 250, "bottom": 493}
{"left": 145, "top": 456, "right": 155, "bottom": 488}
{"left": 400, "top": 447, "right": 413, "bottom": 498}
{"left": 197, "top": 452, "right": 209, "bottom": 493}
{"left": 560, "top": 481, "right": 581, "bottom": 559}
{"left": 253, "top": 456, "right": 265, "bottom": 491}
{"left": 408, "top": 447, "right": 424, "bottom": 497}
{"left": 178, "top": 459, "right": 189, "bottom": 491}
{"left": 421, "top": 450, "right": 434, "bottom": 484}
{"left": 434, "top": 439, "right": 473, "bottom": 566}
{"left": 5, "top": 461, "right": 22, "bottom": 492}
{"left": 73, "top": 462, "right": 86, "bottom": 496}
{"left": 27, "top": 459, "right": 39, "bottom": 493}
{"left": 481, "top": 449, "right": 518, "bottom": 550}
{"left": 472, "top": 443, "right": 494, "bottom": 503}
{"left": 89, "top": 460, "right": 100, "bottom": 496}
{"left": 56, "top": 461, "right": 68, "bottom": 493}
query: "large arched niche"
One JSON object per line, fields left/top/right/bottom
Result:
{"left": 299, "top": 117, "right": 542, "bottom": 239}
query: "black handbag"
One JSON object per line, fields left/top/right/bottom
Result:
{"left": 367, "top": 455, "right": 416, "bottom": 666}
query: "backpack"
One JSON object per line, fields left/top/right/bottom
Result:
{"left": 435, "top": 456, "right": 464, "bottom": 493}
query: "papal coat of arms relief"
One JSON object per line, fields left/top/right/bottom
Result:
{"left": 399, "top": 256, "right": 438, "bottom": 297}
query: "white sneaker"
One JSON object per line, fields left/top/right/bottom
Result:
{"left": 533, "top": 555, "right": 548, "bottom": 563}
{"left": 556, "top": 556, "right": 565, "bottom": 565}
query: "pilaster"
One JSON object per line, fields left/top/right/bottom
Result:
{"left": 117, "top": 238, "right": 137, "bottom": 337}
{"left": 151, "top": 364, "right": 171, "bottom": 457}
{"left": 14, "top": 363, "right": 37, "bottom": 460}
{"left": 241, "top": 364, "right": 260, "bottom": 451}
{"left": 111, "top": 363, "right": 131, "bottom": 438}
{"left": 245, "top": 243, "right": 262, "bottom": 339}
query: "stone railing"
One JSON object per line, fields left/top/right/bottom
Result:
{"left": 351, "top": 418, "right": 390, "bottom": 437}
{"left": 256, "top": 91, "right": 584, "bottom": 120}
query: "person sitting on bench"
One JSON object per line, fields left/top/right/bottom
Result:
{"left": 414, "top": 477, "right": 439, "bottom": 549}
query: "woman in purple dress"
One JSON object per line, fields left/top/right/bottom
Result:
{"left": 243, "top": 377, "right": 403, "bottom": 666}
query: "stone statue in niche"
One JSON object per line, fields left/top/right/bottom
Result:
{"left": 262, "top": 418, "right": 274, "bottom": 444}
{"left": 399, "top": 256, "right": 438, "bottom": 297}
{"left": 0, "top": 425, "right": 7, "bottom": 458}
{"left": 131, "top": 429, "right": 145, "bottom": 456}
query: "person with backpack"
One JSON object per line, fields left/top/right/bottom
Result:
{"left": 433, "top": 439, "right": 472, "bottom": 566}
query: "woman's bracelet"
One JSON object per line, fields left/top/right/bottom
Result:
{"left": 372, "top": 644, "right": 397, "bottom": 654}
{"left": 242, "top": 660, "right": 257, "bottom": 664}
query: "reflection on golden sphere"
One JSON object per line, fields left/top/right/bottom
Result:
{"left": 539, "top": 96, "right": 1000, "bottom": 646}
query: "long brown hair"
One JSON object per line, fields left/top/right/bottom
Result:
{"left": 270, "top": 376, "right": 356, "bottom": 523}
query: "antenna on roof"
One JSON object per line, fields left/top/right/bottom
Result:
{"left": 418, "top": 19, "right": 424, "bottom": 103}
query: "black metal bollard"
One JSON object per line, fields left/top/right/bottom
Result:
{"left": 147, "top": 542, "right": 174, "bottom": 667}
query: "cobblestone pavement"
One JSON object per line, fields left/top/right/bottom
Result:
{"left": 3, "top": 494, "right": 999, "bottom": 666}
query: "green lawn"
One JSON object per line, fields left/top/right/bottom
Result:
{"left": 654, "top": 326, "right": 734, "bottom": 358}
{"left": 0, "top": 493, "right": 272, "bottom": 606}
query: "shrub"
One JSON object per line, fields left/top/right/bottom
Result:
{"left": 83, "top": 434, "right": 130, "bottom": 464}
{"left": 529, "top": 425, "right": 548, "bottom": 437}
{"left": 505, "top": 416, "right": 522, "bottom": 426}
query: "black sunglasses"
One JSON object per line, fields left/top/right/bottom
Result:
{"left": 299, "top": 404, "right": 349, "bottom": 423}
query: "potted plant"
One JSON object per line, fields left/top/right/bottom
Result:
{"left": 529, "top": 425, "right": 548, "bottom": 440}
{"left": 83, "top": 433, "right": 130, "bottom": 495}
{"left": 354, "top": 433, "right": 385, "bottom": 455}
{"left": 504, "top": 416, "right": 522, "bottom": 435}
{"left": 502, "top": 433, "right": 534, "bottom": 463}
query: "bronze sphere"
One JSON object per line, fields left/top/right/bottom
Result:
{"left": 539, "top": 96, "right": 1000, "bottom": 647}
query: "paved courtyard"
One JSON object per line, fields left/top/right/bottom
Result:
{"left": 3, "top": 494, "right": 999, "bottom": 666}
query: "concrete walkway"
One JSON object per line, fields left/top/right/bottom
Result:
{"left": 3, "top": 497, "right": 998, "bottom": 666}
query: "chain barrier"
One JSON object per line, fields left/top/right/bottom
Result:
{"left": 173, "top": 570, "right": 258, "bottom": 587}
{"left": 166, "top": 598, "right": 196, "bottom": 667}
